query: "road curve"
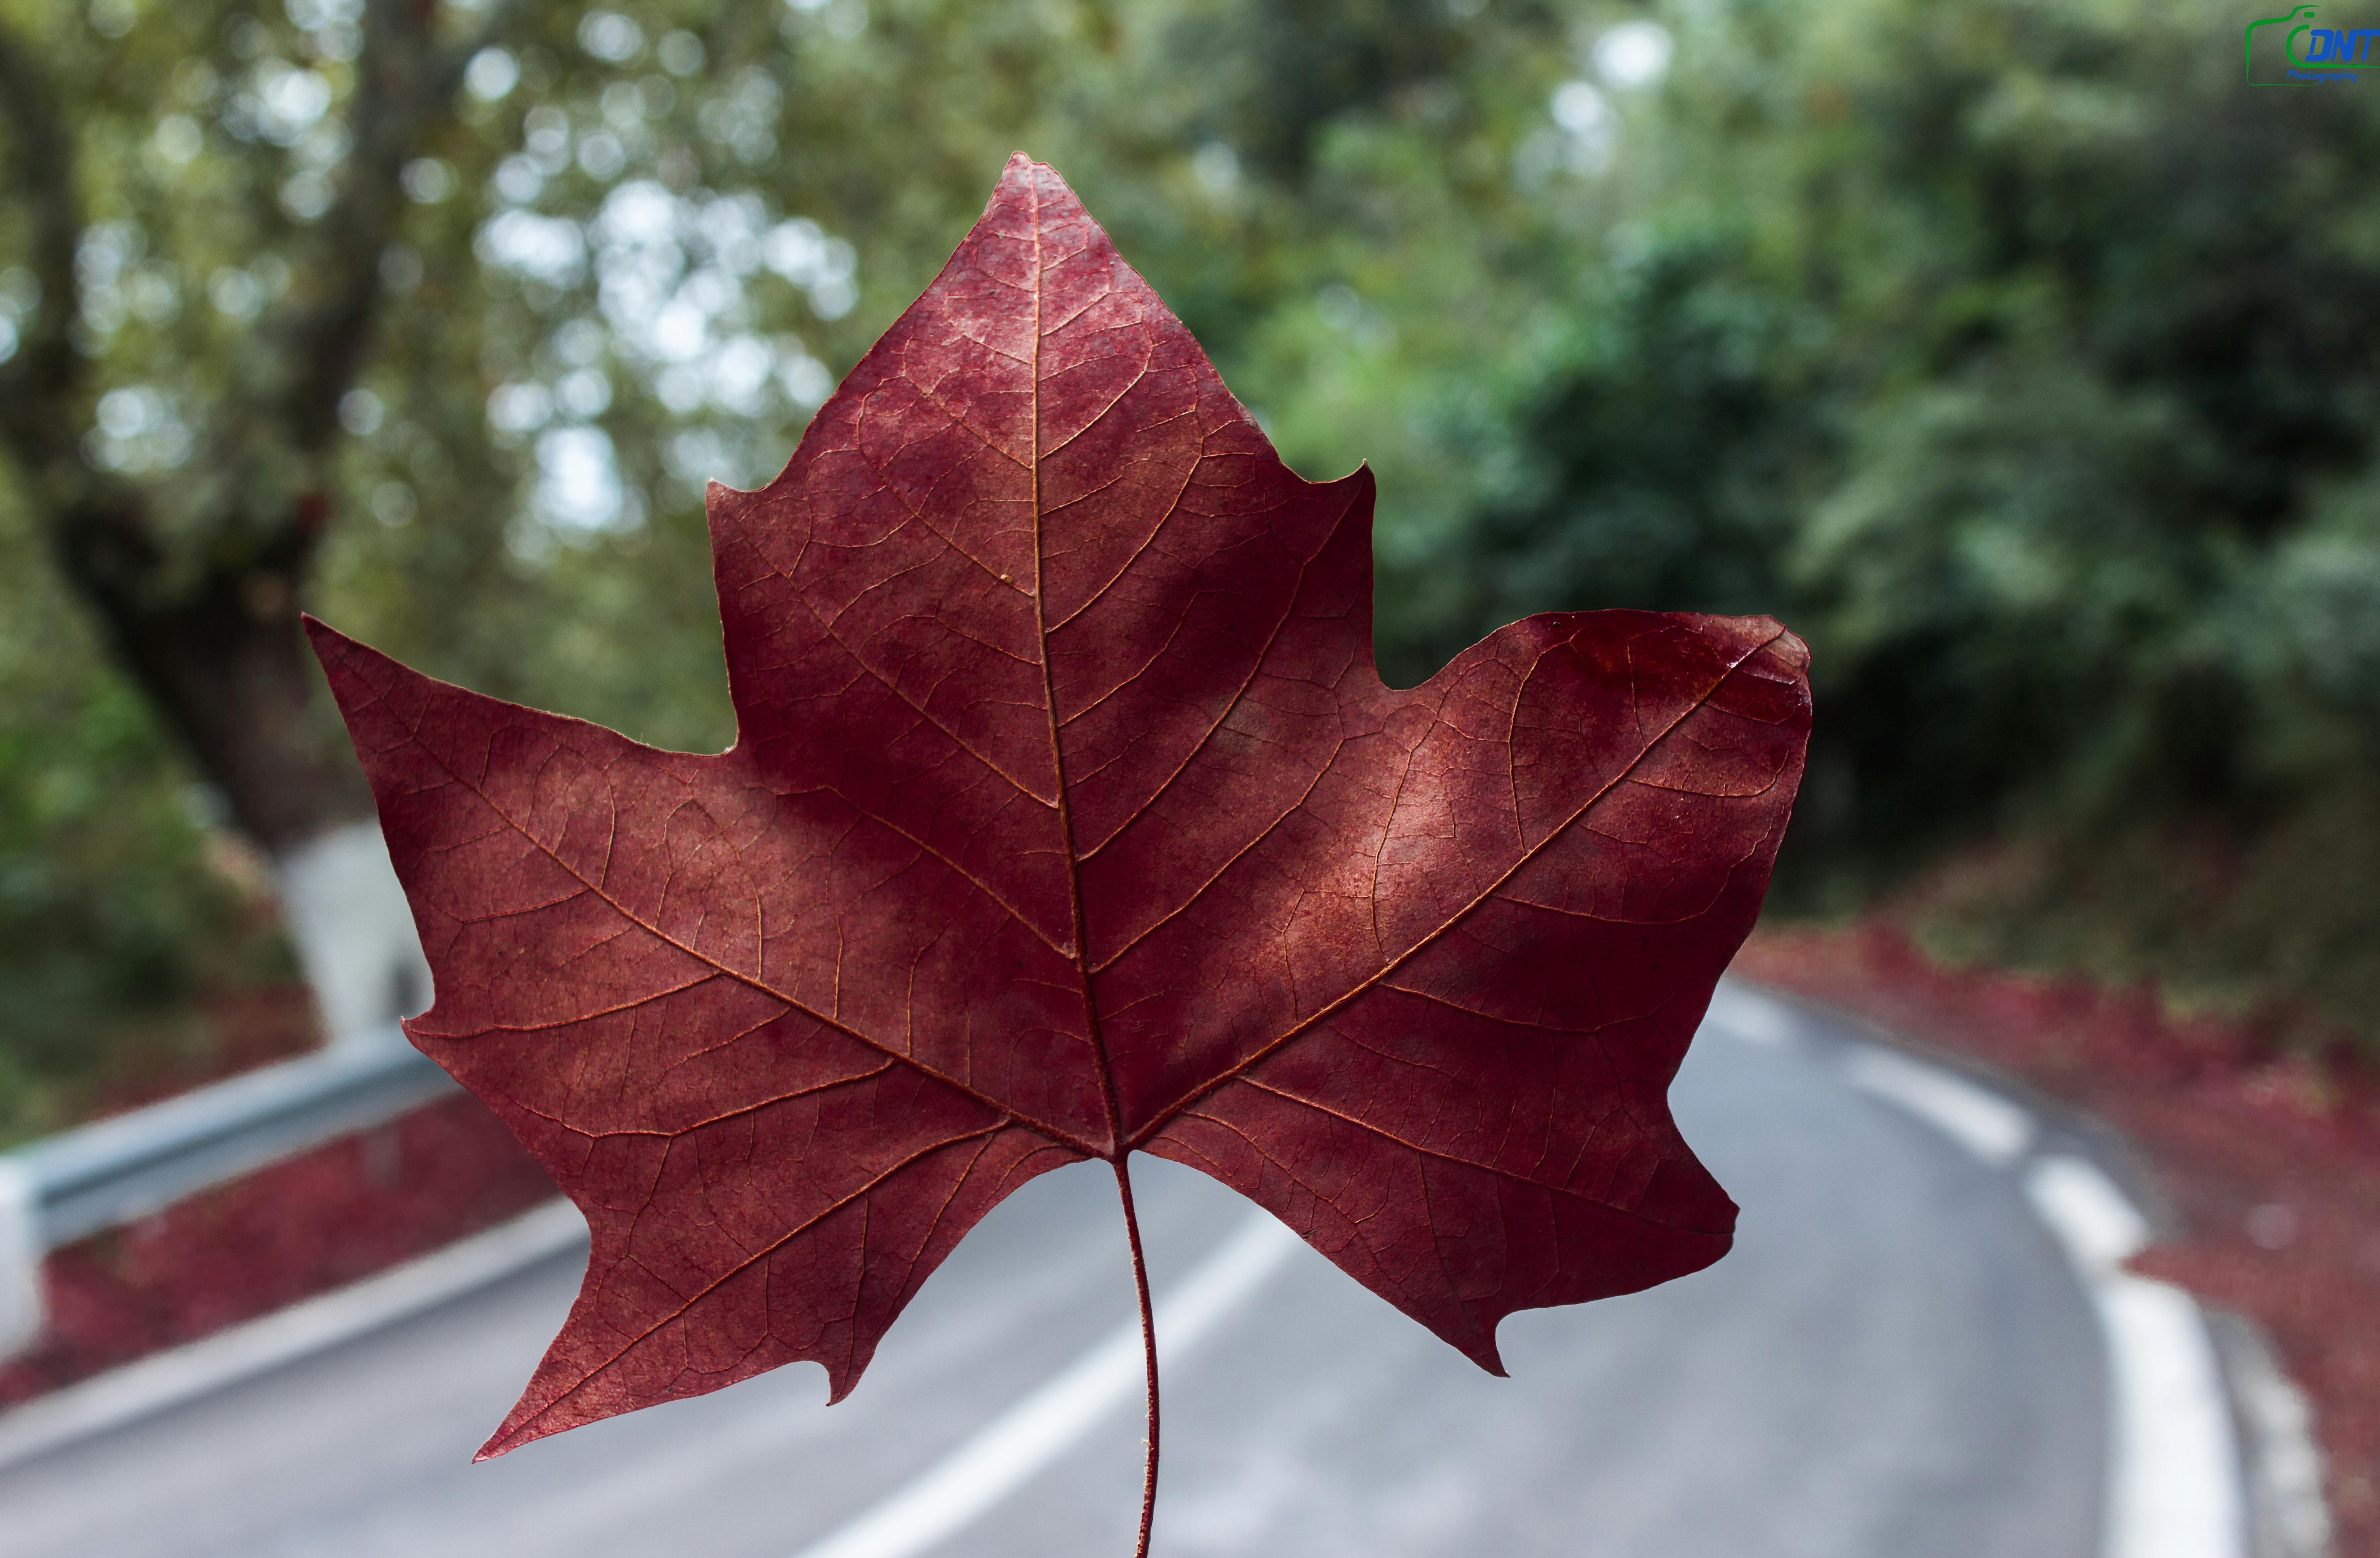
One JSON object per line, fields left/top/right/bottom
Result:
{"left": 0, "top": 999, "right": 2107, "bottom": 1558}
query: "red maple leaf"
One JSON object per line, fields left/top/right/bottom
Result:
{"left": 308, "top": 156, "right": 1809, "bottom": 1532}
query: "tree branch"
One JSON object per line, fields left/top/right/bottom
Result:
{"left": 0, "top": 9, "right": 88, "bottom": 476}
{"left": 267, "top": 0, "right": 540, "bottom": 450}
{"left": 0, "top": 0, "right": 547, "bottom": 856}
{"left": 437, "top": 0, "right": 540, "bottom": 96}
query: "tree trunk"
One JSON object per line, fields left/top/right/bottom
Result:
{"left": 2, "top": 0, "right": 516, "bottom": 1047}
{"left": 51, "top": 494, "right": 429, "bottom": 1042}
{"left": 51, "top": 495, "right": 365, "bottom": 849}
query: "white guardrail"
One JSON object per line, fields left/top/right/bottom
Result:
{"left": 0, "top": 1028, "right": 457, "bottom": 1357}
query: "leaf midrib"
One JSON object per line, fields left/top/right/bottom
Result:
{"left": 1026, "top": 176, "right": 1138, "bottom": 1164}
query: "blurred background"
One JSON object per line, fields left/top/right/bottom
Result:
{"left": 7, "top": 0, "right": 2380, "bottom": 1147}
{"left": 3, "top": 0, "right": 2378, "bottom": 1551}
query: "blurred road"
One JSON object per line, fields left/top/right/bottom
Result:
{"left": 0, "top": 1005, "right": 2105, "bottom": 1558}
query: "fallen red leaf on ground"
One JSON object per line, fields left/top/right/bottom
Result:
{"left": 309, "top": 154, "right": 1811, "bottom": 1503}
{"left": 0, "top": 1092, "right": 553, "bottom": 1411}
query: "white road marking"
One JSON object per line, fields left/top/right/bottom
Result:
{"left": 1842, "top": 1045, "right": 2036, "bottom": 1166}
{"left": 1774, "top": 1001, "right": 2255, "bottom": 1558}
{"left": 0, "top": 984, "right": 2275, "bottom": 1558}
{"left": 2231, "top": 1330, "right": 2335, "bottom": 1557}
{"left": 2026, "top": 1155, "right": 2246, "bottom": 1558}
{"left": 0, "top": 1198, "right": 585, "bottom": 1472}
{"left": 2027, "top": 1154, "right": 2151, "bottom": 1266}
{"left": 787, "top": 1209, "right": 1302, "bottom": 1558}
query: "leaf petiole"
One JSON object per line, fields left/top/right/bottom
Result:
{"left": 1111, "top": 1156, "right": 1160, "bottom": 1558}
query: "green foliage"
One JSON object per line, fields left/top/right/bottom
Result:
{"left": 1408, "top": 0, "right": 2380, "bottom": 1038}
{"left": 0, "top": 502, "right": 292, "bottom": 1142}
{"left": 1401, "top": 224, "right": 1819, "bottom": 675}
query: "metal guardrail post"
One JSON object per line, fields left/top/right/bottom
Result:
{"left": 0, "top": 1027, "right": 457, "bottom": 1361}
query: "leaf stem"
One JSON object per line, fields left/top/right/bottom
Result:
{"left": 1111, "top": 1155, "right": 1160, "bottom": 1558}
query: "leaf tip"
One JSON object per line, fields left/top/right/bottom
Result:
{"left": 998, "top": 149, "right": 1064, "bottom": 191}
{"left": 1767, "top": 622, "right": 1813, "bottom": 674}
{"left": 990, "top": 151, "right": 1091, "bottom": 225}
{"left": 298, "top": 611, "right": 348, "bottom": 659}
{"left": 300, "top": 617, "right": 415, "bottom": 728}
{"left": 472, "top": 1423, "right": 523, "bottom": 1462}
{"left": 474, "top": 1398, "right": 558, "bottom": 1461}
{"left": 1727, "top": 613, "right": 1812, "bottom": 677}
{"left": 397, "top": 1012, "right": 443, "bottom": 1059}
{"left": 300, "top": 615, "right": 379, "bottom": 716}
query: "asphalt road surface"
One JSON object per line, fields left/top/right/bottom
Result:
{"left": 0, "top": 1003, "right": 2106, "bottom": 1558}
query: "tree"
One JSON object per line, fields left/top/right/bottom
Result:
{"left": 0, "top": 0, "right": 530, "bottom": 1037}
{"left": 1420, "top": 0, "right": 2380, "bottom": 1037}
{"left": 0, "top": 0, "right": 1583, "bottom": 1059}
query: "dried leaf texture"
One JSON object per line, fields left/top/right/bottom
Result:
{"left": 309, "top": 155, "right": 1810, "bottom": 1459}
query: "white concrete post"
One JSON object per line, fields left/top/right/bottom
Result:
{"left": 272, "top": 819, "right": 432, "bottom": 1047}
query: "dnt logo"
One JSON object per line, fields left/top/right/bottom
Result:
{"left": 2246, "top": 4, "right": 2377, "bottom": 79}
